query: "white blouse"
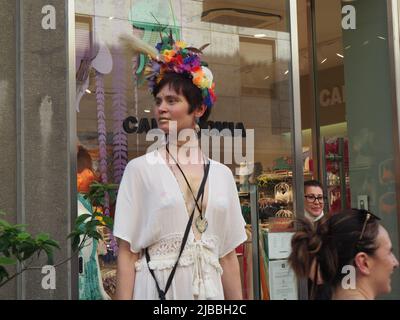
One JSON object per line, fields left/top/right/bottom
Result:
{"left": 113, "top": 150, "right": 247, "bottom": 300}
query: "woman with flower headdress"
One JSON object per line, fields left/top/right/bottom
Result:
{"left": 113, "top": 32, "right": 247, "bottom": 300}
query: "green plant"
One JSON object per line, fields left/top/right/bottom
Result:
{"left": 0, "top": 210, "right": 60, "bottom": 286}
{"left": 84, "top": 181, "right": 118, "bottom": 208}
{"left": 68, "top": 182, "right": 117, "bottom": 252}
{"left": 0, "top": 181, "right": 118, "bottom": 288}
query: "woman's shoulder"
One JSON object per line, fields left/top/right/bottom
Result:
{"left": 209, "top": 159, "right": 235, "bottom": 178}
{"left": 125, "top": 150, "right": 160, "bottom": 171}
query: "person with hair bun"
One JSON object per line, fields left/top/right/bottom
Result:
{"left": 289, "top": 209, "right": 399, "bottom": 300}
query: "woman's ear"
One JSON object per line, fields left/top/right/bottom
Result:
{"left": 194, "top": 104, "right": 207, "bottom": 119}
{"left": 354, "top": 252, "right": 372, "bottom": 276}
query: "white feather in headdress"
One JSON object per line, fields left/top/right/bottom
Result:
{"left": 119, "top": 33, "right": 160, "bottom": 61}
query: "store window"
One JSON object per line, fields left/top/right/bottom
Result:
{"left": 301, "top": 0, "right": 400, "bottom": 299}
{"left": 75, "top": 0, "right": 300, "bottom": 300}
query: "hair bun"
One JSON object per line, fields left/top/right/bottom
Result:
{"left": 289, "top": 218, "right": 322, "bottom": 278}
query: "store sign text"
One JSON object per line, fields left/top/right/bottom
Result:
{"left": 123, "top": 116, "right": 247, "bottom": 137}
{"left": 320, "top": 86, "right": 345, "bottom": 107}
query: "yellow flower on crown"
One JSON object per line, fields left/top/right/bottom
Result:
{"left": 175, "top": 41, "right": 187, "bottom": 49}
{"left": 163, "top": 49, "right": 176, "bottom": 63}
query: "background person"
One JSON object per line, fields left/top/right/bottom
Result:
{"left": 304, "top": 180, "right": 325, "bottom": 223}
{"left": 289, "top": 209, "right": 399, "bottom": 300}
{"left": 77, "top": 145, "right": 110, "bottom": 300}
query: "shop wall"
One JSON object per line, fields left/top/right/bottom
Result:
{"left": 0, "top": 0, "right": 75, "bottom": 299}
{"left": 21, "top": 0, "right": 74, "bottom": 300}
{"left": 0, "top": 0, "right": 17, "bottom": 300}
{"left": 343, "top": 0, "right": 400, "bottom": 299}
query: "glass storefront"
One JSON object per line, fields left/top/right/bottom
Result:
{"left": 75, "top": 0, "right": 300, "bottom": 300}
{"left": 1, "top": 0, "right": 400, "bottom": 300}
{"left": 300, "top": 0, "right": 400, "bottom": 299}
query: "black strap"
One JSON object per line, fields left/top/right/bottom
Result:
{"left": 145, "top": 158, "right": 210, "bottom": 300}
{"left": 165, "top": 144, "right": 206, "bottom": 217}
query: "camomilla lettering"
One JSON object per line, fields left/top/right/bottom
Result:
{"left": 123, "top": 116, "right": 246, "bottom": 137}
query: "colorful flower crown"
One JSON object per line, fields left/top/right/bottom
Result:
{"left": 145, "top": 37, "right": 216, "bottom": 109}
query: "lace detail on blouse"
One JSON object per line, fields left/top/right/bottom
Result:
{"left": 135, "top": 233, "right": 223, "bottom": 299}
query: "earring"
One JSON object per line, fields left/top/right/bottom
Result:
{"left": 195, "top": 117, "right": 201, "bottom": 134}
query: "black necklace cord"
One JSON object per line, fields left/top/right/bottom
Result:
{"left": 166, "top": 143, "right": 208, "bottom": 219}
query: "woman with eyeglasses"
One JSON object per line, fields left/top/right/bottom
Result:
{"left": 289, "top": 209, "right": 399, "bottom": 300}
{"left": 304, "top": 180, "right": 325, "bottom": 223}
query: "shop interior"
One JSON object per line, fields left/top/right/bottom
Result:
{"left": 75, "top": 0, "right": 400, "bottom": 300}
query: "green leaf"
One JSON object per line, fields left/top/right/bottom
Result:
{"left": 42, "top": 245, "right": 55, "bottom": 265}
{"left": 36, "top": 233, "right": 50, "bottom": 242}
{"left": 92, "top": 211, "right": 102, "bottom": 218}
{"left": 85, "top": 220, "right": 102, "bottom": 230}
{"left": 12, "top": 224, "right": 28, "bottom": 229}
{"left": 67, "top": 231, "right": 78, "bottom": 239}
{"left": 0, "top": 266, "right": 9, "bottom": 284}
{"left": 17, "top": 232, "right": 31, "bottom": 241}
{"left": 71, "top": 236, "right": 81, "bottom": 252}
{"left": 102, "top": 216, "right": 114, "bottom": 229}
{"left": 87, "top": 230, "right": 102, "bottom": 240}
{"left": 0, "top": 219, "right": 11, "bottom": 228}
{"left": 74, "top": 214, "right": 92, "bottom": 226}
{"left": 22, "top": 249, "right": 36, "bottom": 261}
{"left": 0, "top": 238, "right": 10, "bottom": 252}
{"left": 44, "top": 239, "right": 60, "bottom": 249}
{"left": 0, "top": 257, "right": 17, "bottom": 265}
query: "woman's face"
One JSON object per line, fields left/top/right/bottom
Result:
{"left": 370, "top": 226, "right": 399, "bottom": 295}
{"left": 304, "top": 186, "right": 324, "bottom": 218}
{"left": 154, "top": 84, "right": 202, "bottom": 134}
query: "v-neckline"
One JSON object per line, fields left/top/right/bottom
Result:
{"left": 157, "top": 149, "right": 212, "bottom": 242}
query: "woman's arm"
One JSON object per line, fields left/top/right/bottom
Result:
{"left": 114, "top": 239, "right": 139, "bottom": 300}
{"left": 220, "top": 250, "right": 243, "bottom": 300}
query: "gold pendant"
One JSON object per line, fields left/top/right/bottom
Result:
{"left": 195, "top": 216, "right": 208, "bottom": 233}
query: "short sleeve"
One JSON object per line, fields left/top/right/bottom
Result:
{"left": 219, "top": 170, "right": 247, "bottom": 258}
{"left": 113, "top": 161, "right": 144, "bottom": 253}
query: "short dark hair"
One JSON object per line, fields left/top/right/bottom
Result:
{"left": 152, "top": 72, "right": 211, "bottom": 123}
{"left": 304, "top": 180, "right": 323, "bottom": 191}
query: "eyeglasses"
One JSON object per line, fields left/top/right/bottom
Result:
{"left": 352, "top": 208, "right": 381, "bottom": 241}
{"left": 304, "top": 195, "right": 325, "bottom": 204}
